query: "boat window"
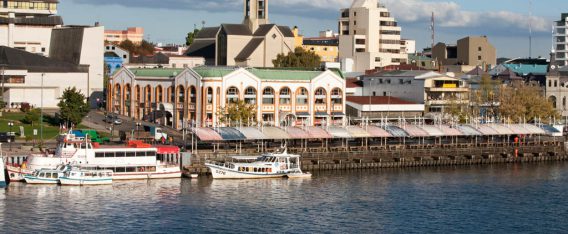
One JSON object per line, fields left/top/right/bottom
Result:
{"left": 95, "top": 152, "right": 105, "bottom": 158}
{"left": 115, "top": 152, "right": 126, "bottom": 157}
{"left": 125, "top": 152, "right": 136, "bottom": 157}
{"left": 136, "top": 151, "right": 146, "bottom": 157}
{"left": 146, "top": 151, "right": 156, "bottom": 157}
{"left": 115, "top": 167, "right": 126, "bottom": 173}
{"left": 147, "top": 166, "right": 156, "bottom": 172}
{"left": 105, "top": 152, "right": 115, "bottom": 158}
{"left": 125, "top": 167, "right": 136, "bottom": 172}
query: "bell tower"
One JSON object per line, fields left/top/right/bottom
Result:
{"left": 243, "top": 0, "right": 269, "bottom": 32}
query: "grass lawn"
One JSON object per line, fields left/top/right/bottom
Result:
{"left": 0, "top": 112, "right": 90, "bottom": 141}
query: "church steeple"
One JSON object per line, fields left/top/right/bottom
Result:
{"left": 243, "top": 0, "right": 269, "bottom": 32}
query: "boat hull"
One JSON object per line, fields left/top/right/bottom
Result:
{"left": 59, "top": 177, "right": 113, "bottom": 186}
{"left": 23, "top": 176, "right": 60, "bottom": 184}
{"left": 1, "top": 162, "right": 6, "bottom": 188}
{"left": 8, "top": 166, "right": 181, "bottom": 181}
{"left": 206, "top": 164, "right": 287, "bottom": 179}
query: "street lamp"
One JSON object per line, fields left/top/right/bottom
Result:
{"left": 8, "top": 121, "right": 13, "bottom": 151}
{"left": 136, "top": 122, "right": 141, "bottom": 140}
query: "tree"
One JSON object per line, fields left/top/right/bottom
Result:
{"left": 217, "top": 100, "right": 257, "bottom": 126}
{"left": 273, "top": 47, "right": 322, "bottom": 69}
{"left": 118, "top": 40, "right": 135, "bottom": 54}
{"left": 58, "top": 87, "right": 90, "bottom": 126}
{"left": 497, "top": 84, "right": 558, "bottom": 123}
{"left": 138, "top": 40, "right": 155, "bottom": 56}
{"left": 185, "top": 28, "right": 200, "bottom": 46}
{"left": 22, "top": 108, "right": 41, "bottom": 126}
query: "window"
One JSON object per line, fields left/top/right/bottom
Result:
{"left": 263, "top": 87, "right": 275, "bottom": 104}
{"left": 207, "top": 87, "right": 213, "bottom": 104}
{"left": 354, "top": 21, "right": 357, "bottom": 26}
{"left": 315, "top": 88, "right": 326, "bottom": 104}
{"left": 555, "top": 80, "right": 558, "bottom": 87}
{"left": 279, "top": 87, "right": 291, "bottom": 105}
{"left": 226, "top": 87, "right": 239, "bottom": 104}
{"left": 478, "top": 56, "right": 482, "bottom": 60}
{"left": 356, "top": 48, "right": 365, "bottom": 52}
{"left": 331, "top": 88, "right": 343, "bottom": 104}
{"left": 386, "top": 79, "right": 391, "bottom": 84}
{"left": 296, "top": 88, "right": 308, "bottom": 105}
{"left": 375, "top": 57, "right": 381, "bottom": 62}
{"left": 354, "top": 11, "right": 357, "bottom": 16}
{"left": 478, "top": 47, "right": 482, "bottom": 51}
{"left": 244, "top": 87, "right": 257, "bottom": 105}
{"left": 41, "top": 47, "right": 46, "bottom": 52}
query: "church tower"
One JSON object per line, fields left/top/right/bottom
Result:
{"left": 243, "top": 0, "right": 269, "bottom": 32}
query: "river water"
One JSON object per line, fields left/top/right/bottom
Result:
{"left": 2, "top": 162, "right": 568, "bottom": 233}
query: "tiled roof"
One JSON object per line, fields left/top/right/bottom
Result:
{"left": 503, "top": 64, "right": 548, "bottom": 75}
{"left": 0, "top": 46, "right": 86, "bottom": 73}
{"left": 346, "top": 96, "right": 417, "bottom": 105}
{"left": 195, "top": 27, "right": 220, "bottom": 39}
{"left": 235, "top": 38, "right": 264, "bottom": 60}
{"left": 221, "top": 24, "right": 252, "bottom": 36}
{"left": 346, "top": 78, "right": 363, "bottom": 88}
{"left": 253, "top": 24, "right": 276, "bottom": 36}
{"left": 193, "top": 67, "right": 238, "bottom": 78}
{"left": 277, "top": 26, "right": 295, "bottom": 37}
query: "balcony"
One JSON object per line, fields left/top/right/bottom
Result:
{"left": 315, "top": 104, "right": 327, "bottom": 112}
{"left": 262, "top": 105, "right": 275, "bottom": 112}
{"left": 426, "top": 99, "right": 469, "bottom": 105}
{"left": 279, "top": 105, "right": 292, "bottom": 112}
{"left": 427, "top": 87, "right": 469, "bottom": 92}
{"left": 332, "top": 104, "right": 343, "bottom": 112}
{"left": 295, "top": 105, "right": 308, "bottom": 112}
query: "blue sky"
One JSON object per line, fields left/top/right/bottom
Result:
{"left": 61, "top": 0, "right": 565, "bottom": 58}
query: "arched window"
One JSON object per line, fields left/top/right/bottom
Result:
{"left": 155, "top": 86, "right": 163, "bottom": 103}
{"left": 207, "top": 87, "right": 213, "bottom": 104}
{"left": 279, "top": 87, "right": 291, "bottom": 105}
{"left": 114, "top": 84, "right": 122, "bottom": 104}
{"left": 145, "top": 86, "right": 152, "bottom": 103}
{"left": 549, "top": 96, "right": 557, "bottom": 109}
{"left": 226, "top": 86, "right": 239, "bottom": 104}
{"left": 563, "top": 96, "right": 567, "bottom": 110}
{"left": 168, "top": 87, "right": 175, "bottom": 103}
{"left": 263, "top": 87, "right": 275, "bottom": 104}
{"left": 331, "top": 88, "right": 343, "bottom": 104}
{"left": 189, "top": 86, "right": 197, "bottom": 103}
{"left": 296, "top": 88, "right": 308, "bottom": 105}
{"left": 315, "top": 87, "right": 327, "bottom": 104}
{"left": 244, "top": 87, "right": 257, "bottom": 105}
{"left": 135, "top": 85, "right": 141, "bottom": 102}
{"left": 177, "top": 86, "right": 185, "bottom": 103}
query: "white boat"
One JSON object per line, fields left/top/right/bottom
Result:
{"left": 59, "top": 167, "right": 113, "bottom": 186}
{"left": 205, "top": 148, "right": 305, "bottom": 179}
{"left": 286, "top": 172, "right": 312, "bottom": 179}
{"left": 1, "top": 156, "right": 6, "bottom": 188}
{"left": 7, "top": 132, "right": 182, "bottom": 182}
{"left": 23, "top": 164, "right": 71, "bottom": 184}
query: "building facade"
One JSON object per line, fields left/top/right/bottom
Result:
{"left": 104, "top": 27, "right": 144, "bottom": 44}
{"left": 555, "top": 13, "right": 568, "bottom": 67}
{"left": 0, "top": 0, "right": 62, "bottom": 56}
{"left": 432, "top": 36, "right": 496, "bottom": 70}
{"left": 546, "top": 53, "right": 568, "bottom": 118}
{"left": 105, "top": 44, "right": 129, "bottom": 75}
{"left": 108, "top": 67, "right": 346, "bottom": 129}
{"left": 186, "top": 0, "right": 295, "bottom": 68}
{"left": 346, "top": 96, "right": 424, "bottom": 119}
{"left": 303, "top": 36, "right": 339, "bottom": 63}
{"left": 338, "top": 0, "right": 407, "bottom": 72}
{"left": 362, "top": 70, "right": 469, "bottom": 114}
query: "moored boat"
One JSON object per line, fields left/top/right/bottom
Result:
{"left": 8, "top": 133, "right": 181, "bottom": 181}
{"left": 23, "top": 164, "right": 71, "bottom": 184}
{"left": 59, "top": 167, "right": 113, "bottom": 186}
{"left": 1, "top": 157, "right": 6, "bottom": 188}
{"left": 205, "top": 148, "right": 305, "bottom": 179}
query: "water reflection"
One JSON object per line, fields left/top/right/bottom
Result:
{"left": 2, "top": 163, "right": 568, "bottom": 233}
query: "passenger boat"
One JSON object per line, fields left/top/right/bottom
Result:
{"left": 7, "top": 132, "right": 182, "bottom": 182}
{"left": 23, "top": 164, "right": 71, "bottom": 184}
{"left": 205, "top": 148, "right": 306, "bottom": 179}
{"left": 59, "top": 167, "right": 113, "bottom": 186}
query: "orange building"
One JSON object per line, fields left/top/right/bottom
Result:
{"left": 105, "top": 27, "right": 144, "bottom": 44}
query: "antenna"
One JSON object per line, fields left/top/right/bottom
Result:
{"left": 529, "top": 0, "right": 532, "bottom": 58}
{"left": 431, "top": 12, "right": 435, "bottom": 50}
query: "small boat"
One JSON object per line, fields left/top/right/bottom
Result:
{"left": 23, "top": 165, "right": 71, "bottom": 184}
{"left": 59, "top": 168, "right": 113, "bottom": 186}
{"left": 286, "top": 172, "right": 312, "bottom": 179}
{"left": 205, "top": 147, "right": 306, "bottom": 179}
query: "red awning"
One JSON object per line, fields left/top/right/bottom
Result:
{"left": 156, "top": 146, "right": 179, "bottom": 154}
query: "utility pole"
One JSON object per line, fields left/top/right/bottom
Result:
{"left": 431, "top": 12, "right": 435, "bottom": 50}
{"left": 40, "top": 73, "right": 44, "bottom": 145}
{"left": 1, "top": 64, "right": 5, "bottom": 110}
{"left": 529, "top": 0, "right": 533, "bottom": 58}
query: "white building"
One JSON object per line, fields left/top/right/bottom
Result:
{"left": 105, "top": 44, "right": 130, "bottom": 64}
{"left": 0, "top": 46, "right": 89, "bottom": 108}
{"left": 338, "top": 0, "right": 407, "bottom": 72}
{"left": 362, "top": 70, "right": 469, "bottom": 113}
{"left": 346, "top": 96, "right": 424, "bottom": 119}
{"left": 0, "top": 0, "right": 62, "bottom": 56}
{"left": 555, "top": 13, "right": 568, "bottom": 67}
{"left": 401, "top": 39, "right": 416, "bottom": 54}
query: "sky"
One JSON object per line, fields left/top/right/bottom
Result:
{"left": 60, "top": 0, "right": 566, "bottom": 58}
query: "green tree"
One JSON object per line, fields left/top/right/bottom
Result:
{"left": 58, "top": 87, "right": 90, "bottom": 126}
{"left": 22, "top": 108, "right": 41, "bottom": 126}
{"left": 185, "top": 28, "right": 200, "bottom": 46}
{"left": 273, "top": 47, "right": 322, "bottom": 69}
{"left": 218, "top": 100, "right": 257, "bottom": 126}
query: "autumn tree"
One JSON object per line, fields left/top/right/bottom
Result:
{"left": 217, "top": 100, "right": 257, "bottom": 126}
{"left": 273, "top": 47, "right": 322, "bottom": 69}
{"left": 185, "top": 28, "right": 200, "bottom": 46}
{"left": 497, "top": 84, "right": 558, "bottom": 123}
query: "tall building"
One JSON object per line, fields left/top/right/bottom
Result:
{"left": 338, "top": 0, "right": 407, "bottom": 72}
{"left": 432, "top": 36, "right": 496, "bottom": 71}
{"left": 0, "top": 0, "right": 62, "bottom": 56}
{"left": 104, "top": 27, "right": 144, "bottom": 44}
{"left": 555, "top": 13, "right": 568, "bottom": 67}
{"left": 186, "top": 0, "right": 295, "bottom": 67}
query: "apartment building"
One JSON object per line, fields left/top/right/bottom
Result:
{"left": 0, "top": 0, "right": 62, "bottom": 56}
{"left": 104, "top": 27, "right": 144, "bottom": 44}
{"left": 338, "top": 0, "right": 407, "bottom": 72}
{"left": 432, "top": 36, "right": 496, "bottom": 71}
{"left": 555, "top": 13, "right": 568, "bottom": 67}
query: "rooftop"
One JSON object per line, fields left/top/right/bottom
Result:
{"left": 0, "top": 46, "right": 86, "bottom": 73}
{"left": 503, "top": 64, "right": 548, "bottom": 76}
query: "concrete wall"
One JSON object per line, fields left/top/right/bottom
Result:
{"left": 0, "top": 25, "right": 53, "bottom": 56}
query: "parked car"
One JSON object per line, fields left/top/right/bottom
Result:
{"left": 113, "top": 118, "right": 123, "bottom": 125}
{"left": 0, "top": 132, "right": 16, "bottom": 143}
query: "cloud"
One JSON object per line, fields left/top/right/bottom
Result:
{"left": 68, "top": 0, "right": 549, "bottom": 33}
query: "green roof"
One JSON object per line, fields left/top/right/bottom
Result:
{"left": 129, "top": 68, "right": 185, "bottom": 77}
{"left": 126, "top": 67, "right": 344, "bottom": 81}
